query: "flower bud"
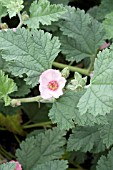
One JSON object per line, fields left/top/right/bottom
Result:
{"left": 21, "top": 11, "right": 29, "bottom": 21}
{"left": 66, "top": 72, "right": 87, "bottom": 92}
{"left": 0, "top": 23, "right": 8, "bottom": 29}
{"left": 61, "top": 67, "right": 70, "bottom": 78}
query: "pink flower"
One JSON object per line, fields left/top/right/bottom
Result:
{"left": 39, "top": 69, "right": 66, "bottom": 99}
{"left": 11, "top": 160, "right": 22, "bottom": 170}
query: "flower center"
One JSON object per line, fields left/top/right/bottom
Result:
{"left": 48, "top": 80, "right": 59, "bottom": 91}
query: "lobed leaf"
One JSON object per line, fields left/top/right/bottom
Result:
{"left": 0, "top": 162, "right": 16, "bottom": 170}
{"left": 99, "top": 111, "right": 113, "bottom": 148}
{"left": 33, "top": 160, "right": 68, "bottom": 170}
{"left": 25, "top": 0, "right": 66, "bottom": 28}
{"left": 0, "top": 0, "right": 24, "bottom": 18}
{"left": 67, "top": 126, "right": 105, "bottom": 153}
{"left": 0, "top": 70, "right": 17, "bottom": 105}
{"left": 78, "top": 48, "right": 113, "bottom": 116}
{"left": 60, "top": 8, "right": 105, "bottom": 62}
{"left": 16, "top": 127, "right": 66, "bottom": 170}
{"left": 103, "top": 11, "right": 113, "bottom": 39}
{"left": 0, "top": 28, "right": 60, "bottom": 87}
{"left": 49, "top": 90, "right": 80, "bottom": 130}
{"left": 0, "top": 2, "right": 7, "bottom": 18}
{"left": 96, "top": 147, "right": 113, "bottom": 170}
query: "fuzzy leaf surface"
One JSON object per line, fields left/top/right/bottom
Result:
{"left": 78, "top": 48, "right": 113, "bottom": 116}
{"left": 99, "top": 112, "right": 113, "bottom": 148}
{"left": 0, "top": 70, "right": 17, "bottom": 105}
{"left": 33, "top": 160, "right": 68, "bottom": 170}
{"left": 67, "top": 126, "right": 105, "bottom": 153}
{"left": 0, "top": 2, "right": 7, "bottom": 18}
{"left": 25, "top": 0, "right": 66, "bottom": 28}
{"left": 95, "top": 0, "right": 113, "bottom": 20}
{"left": 0, "top": 162, "right": 16, "bottom": 170}
{"left": 16, "top": 127, "right": 66, "bottom": 170}
{"left": 0, "top": 0, "right": 24, "bottom": 18}
{"left": 0, "top": 28, "right": 60, "bottom": 87}
{"left": 96, "top": 147, "right": 113, "bottom": 170}
{"left": 49, "top": 91, "right": 80, "bottom": 130}
{"left": 60, "top": 8, "right": 105, "bottom": 62}
{"left": 103, "top": 11, "right": 113, "bottom": 39}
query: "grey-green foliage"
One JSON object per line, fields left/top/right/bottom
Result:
{"left": 49, "top": 90, "right": 81, "bottom": 130}
{"left": 16, "top": 127, "right": 66, "bottom": 170}
{"left": 0, "top": 70, "right": 17, "bottom": 106}
{"left": 99, "top": 111, "right": 113, "bottom": 148}
{"left": 78, "top": 48, "right": 113, "bottom": 116}
{"left": 67, "top": 126, "right": 105, "bottom": 153}
{"left": 89, "top": 0, "right": 113, "bottom": 21}
{"left": 60, "top": 7, "right": 105, "bottom": 62}
{"left": 0, "top": 2, "right": 7, "bottom": 18}
{"left": 33, "top": 160, "right": 68, "bottom": 170}
{"left": 24, "top": 0, "right": 66, "bottom": 28}
{"left": 10, "top": 78, "right": 31, "bottom": 97}
{"left": 0, "top": 0, "right": 24, "bottom": 18}
{"left": 103, "top": 11, "right": 113, "bottom": 39}
{"left": 96, "top": 147, "right": 113, "bottom": 170}
{"left": 0, "top": 162, "right": 16, "bottom": 170}
{"left": 0, "top": 28, "right": 60, "bottom": 87}
{"left": 49, "top": 90, "right": 110, "bottom": 130}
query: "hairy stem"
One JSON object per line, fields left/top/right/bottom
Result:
{"left": 11, "top": 96, "right": 55, "bottom": 106}
{"left": 17, "top": 12, "right": 23, "bottom": 28}
{"left": 53, "top": 62, "right": 89, "bottom": 75}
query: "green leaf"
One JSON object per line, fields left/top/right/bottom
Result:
{"left": 0, "top": 53, "right": 8, "bottom": 71}
{"left": 33, "top": 160, "right": 68, "bottom": 170}
{"left": 99, "top": 112, "right": 113, "bottom": 148}
{"left": 60, "top": 8, "right": 105, "bottom": 62}
{"left": 0, "top": 70, "right": 17, "bottom": 106}
{"left": 0, "top": 2, "right": 7, "bottom": 18}
{"left": 67, "top": 126, "right": 105, "bottom": 153}
{"left": 24, "top": 0, "right": 66, "bottom": 28}
{"left": 0, "top": 0, "right": 24, "bottom": 18}
{"left": 11, "top": 78, "right": 31, "bottom": 97}
{"left": 96, "top": 147, "right": 113, "bottom": 170}
{"left": 0, "top": 28, "right": 60, "bottom": 87}
{"left": 95, "top": 0, "right": 113, "bottom": 20}
{"left": 75, "top": 112, "right": 108, "bottom": 126}
{"left": 0, "top": 162, "right": 16, "bottom": 170}
{"left": 87, "top": 6, "right": 99, "bottom": 19}
{"left": 103, "top": 11, "right": 113, "bottom": 39}
{"left": 49, "top": 90, "right": 108, "bottom": 130}
{"left": 78, "top": 48, "right": 113, "bottom": 116}
{"left": 16, "top": 127, "right": 66, "bottom": 170}
{"left": 49, "top": 91, "right": 79, "bottom": 130}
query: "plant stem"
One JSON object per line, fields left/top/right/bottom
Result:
{"left": 17, "top": 12, "right": 23, "bottom": 28}
{"left": 0, "top": 146, "right": 15, "bottom": 159}
{"left": 87, "top": 56, "right": 95, "bottom": 74}
{"left": 87, "top": 50, "right": 99, "bottom": 74}
{"left": 11, "top": 96, "right": 55, "bottom": 106}
{"left": 53, "top": 62, "right": 89, "bottom": 75}
{"left": 14, "top": 135, "right": 21, "bottom": 144}
{"left": 23, "top": 121, "right": 52, "bottom": 129}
